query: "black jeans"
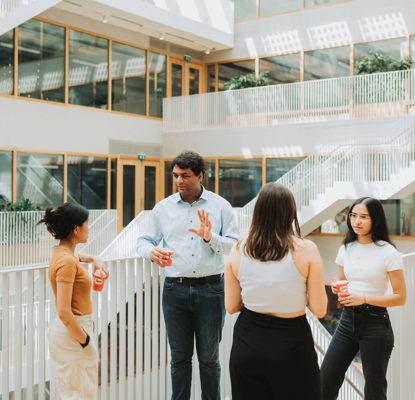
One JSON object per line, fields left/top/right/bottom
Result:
{"left": 230, "top": 307, "right": 321, "bottom": 400}
{"left": 320, "top": 304, "right": 394, "bottom": 400}
{"left": 162, "top": 276, "right": 226, "bottom": 400}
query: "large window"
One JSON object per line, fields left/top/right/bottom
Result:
{"left": 0, "top": 30, "right": 14, "bottom": 95}
{"left": 111, "top": 42, "right": 146, "bottom": 115}
{"left": 219, "top": 158, "right": 262, "bottom": 207}
{"left": 149, "top": 52, "right": 166, "bottom": 117}
{"left": 354, "top": 38, "right": 407, "bottom": 72}
{"left": 69, "top": 31, "right": 108, "bottom": 109}
{"left": 259, "top": 54, "right": 300, "bottom": 85}
{"left": 259, "top": 0, "right": 302, "bottom": 16}
{"left": 0, "top": 151, "right": 13, "bottom": 201}
{"left": 18, "top": 20, "right": 65, "bottom": 102}
{"left": 218, "top": 60, "right": 255, "bottom": 91}
{"left": 266, "top": 157, "right": 305, "bottom": 182}
{"left": 17, "top": 153, "right": 64, "bottom": 208}
{"left": 67, "top": 155, "right": 108, "bottom": 209}
{"left": 304, "top": 46, "right": 350, "bottom": 81}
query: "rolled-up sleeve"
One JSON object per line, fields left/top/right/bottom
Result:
{"left": 136, "top": 208, "right": 163, "bottom": 260}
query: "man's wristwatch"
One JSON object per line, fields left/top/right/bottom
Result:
{"left": 80, "top": 332, "right": 90, "bottom": 348}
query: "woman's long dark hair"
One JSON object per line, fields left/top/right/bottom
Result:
{"left": 244, "top": 183, "right": 301, "bottom": 261}
{"left": 344, "top": 197, "right": 394, "bottom": 247}
{"left": 38, "top": 202, "right": 89, "bottom": 240}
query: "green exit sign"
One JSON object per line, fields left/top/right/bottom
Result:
{"left": 184, "top": 55, "right": 191, "bottom": 62}
{"left": 137, "top": 154, "right": 146, "bottom": 160}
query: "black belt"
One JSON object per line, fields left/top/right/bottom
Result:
{"left": 345, "top": 304, "right": 387, "bottom": 313}
{"left": 165, "top": 274, "right": 223, "bottom": 286}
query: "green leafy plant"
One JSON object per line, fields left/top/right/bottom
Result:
{"left": 0, "top": 195, "right": 41, "bottom": 211}
{"left": 225, "top": 71, "right": 269, "bottom": 90}
{"left": 355, "top": 51, "right": 413, "bottom": 75}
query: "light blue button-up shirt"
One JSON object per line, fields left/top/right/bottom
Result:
{"left": 136, "top": 187, "right": 240, "bottom": 277}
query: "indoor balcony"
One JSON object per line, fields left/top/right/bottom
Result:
{"left": 163, "top": 69, "right": 415, "bottom": 133}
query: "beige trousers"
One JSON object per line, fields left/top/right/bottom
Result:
{"left": 48, "top": 314, "right": 98, "bottom": 400}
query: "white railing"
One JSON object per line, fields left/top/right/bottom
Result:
{"left": 239, "top": 117, "right": 415, "bottom": 232}
{"left": 0, "top": 254, "right": 370, "bottom": 400}
{"left": 163, "top": 69, "right": 415, "bottom": 132}
{"left": 388, "top": 252, "right": 415, "bottom": 400}
{"left": 0, "top": 0, "right": 22, "bottom": 17}
{"left": 0, "top": 209, "right": 118, "bottom": 267}
{"left": 99, "top": 211, "right": 152, "bottom": 260}
{"left": 0, "top": 257, "right": 236, "bottom": 399}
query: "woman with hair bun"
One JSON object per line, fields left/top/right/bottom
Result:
{"left": 321, "top": 197, "right": 406, "bottom": 400}
{"left": 38, "top": 202, "right": 108, "bottom": 399}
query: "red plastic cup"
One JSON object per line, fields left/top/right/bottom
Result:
{"left": 164, "top": 249, "right": 174, "bottom": 267}
{"left": 93, "top": 270, "right": 107, "bottom": 291}
{"left": 333, "top": 280, "right": 349, "bottom": 297}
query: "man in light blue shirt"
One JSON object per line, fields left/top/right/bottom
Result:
{"left": 136, "top": 151, "right": 239, "bottom": 400}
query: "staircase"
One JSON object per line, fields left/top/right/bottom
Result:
{"left": 240, "top": 116, "right": 415, "bottom": 236}
{"left": 0, "top": 0, "right": 62, "bottom": 36}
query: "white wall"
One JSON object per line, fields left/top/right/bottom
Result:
{"left": 309, "top": 234, "right": 415, "bottom": 282}
{"left": 161, "top": 116, "right": 408, "bottom": 158}
{"left": 204, "top": 0, "right": 415, "bottom": 62}
{"left": 0, "top": 96, "right": 162, "bottom": 155}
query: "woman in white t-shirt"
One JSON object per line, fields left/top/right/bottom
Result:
{"left": 320, "top": 197, "right": 406, "bottom": 400}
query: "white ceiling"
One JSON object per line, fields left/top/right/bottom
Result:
{"left": 54, "top": 0, "right": 230, "bottom": 53}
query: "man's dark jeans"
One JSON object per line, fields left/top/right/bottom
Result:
{"left": 162, "top": 276, "right": 226, "bottom": 400}
{"left": 321, "top": 304, "right": 394, "bottom": 400}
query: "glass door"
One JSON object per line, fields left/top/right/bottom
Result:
{"left": 141, "top": 161, "right": 161, "bottom": 211}
{"left": 187, "top": 63, "right": 203, "bottom": 95}
{"left": 118, "top": 159, "right": 139, "bottom": 230}
{"left": 168, "top": 59, "right": 185, "bottom": 97}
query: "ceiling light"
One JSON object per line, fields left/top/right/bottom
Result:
{"left": 102, "top": 15, "right": 108, "bottom": 23}
{"left": 205, "top": 48, "right": 211, "bottom": 55}
{"left": 159, "top": 33, "right": 165, "bottom": 41}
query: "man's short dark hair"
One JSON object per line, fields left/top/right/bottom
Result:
{"left": 171, "top": 151, "right": 205, "bottom": 177}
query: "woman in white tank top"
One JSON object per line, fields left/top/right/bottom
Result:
{"left": 320, "top": 197, "right": 406, "bottom": 400}
{"left": 225, "top": 183, "right": 327, "bottom": 400}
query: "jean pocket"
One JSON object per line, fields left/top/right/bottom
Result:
{"left": 164, "top": 280, "right": 174, "bottom": 290}
{"left": 207, "top": 281, "right": 224, "bottom": 294}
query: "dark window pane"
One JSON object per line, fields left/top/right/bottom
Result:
{"left": 149, "top": 52, "right": 166, "bottom": 117}
{"left": 67, "top": 155, "right": 108, "bottom": 209}
{"left": 123, "top": 165, "right": 135, "bottom": 226}
{"left": 219, "top": 159, "right": 262, "bottom": 207}
{"left": 0, "top": 29, "right": 14, "bottom": 95}
{"left": 259, "top": 54, "right": 300, "bottom": 85}
{"left": 207, "top": 65, "right": 216, "bottom": 92}
{"left": 266, "top": 157, "right": 305, "bottom": 182}
{"left": 0, "top": 150, "right": 13, "bottom": 200}
{"left": 17, "top": 153, "right": 64, "bottom": 208}
{"left": 189, "top": 67, "right": 200, "bottom": 95}
{"left": 218, "top": 60, "right": 255, "bottom": 91}
{"left": 18, "top": 19, "right": 65, "bottom": 102}
{"left": 304, "top": 46, "right": 350, "bottom": 81}
{"left": 69, "top": 30, "right": 108, "bottom": 109}
{"left": 111, "top": 159, "right": 117, "bottom": 209}
{"left": 144, "top": 166, "right": 156, "bottom": 210}
{"left": 171, "top": 63, "right": 183, "bottom": 97}
{"left": 111, "top": 42, "right": 146, "bottom": 115}
{"left": 203, "top": 160, "right": 216, "bottom": 193}
{"left": 164, "top": 160, "right": 173, "bottom": 198}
